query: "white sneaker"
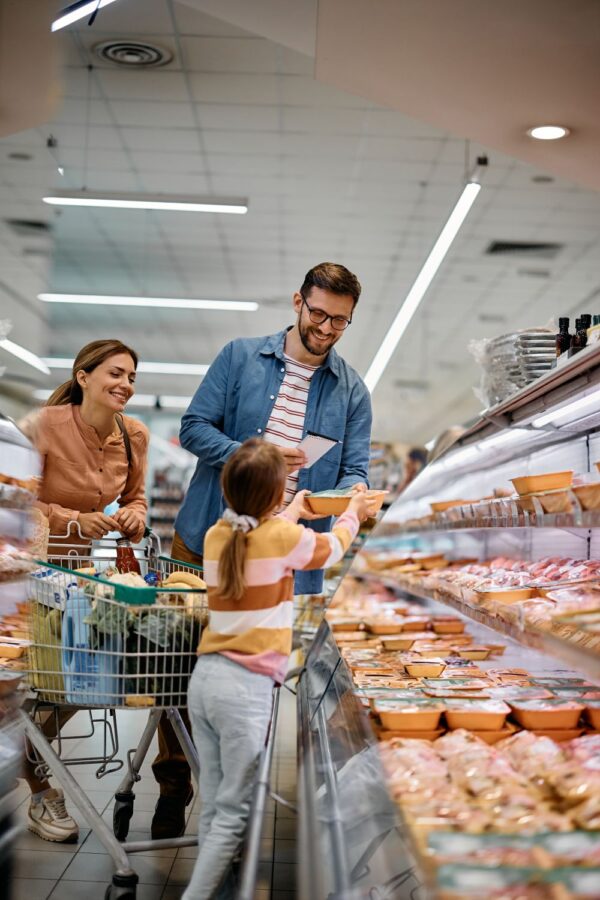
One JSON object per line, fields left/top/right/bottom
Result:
{"left": 27, "top": 788, "right": 79, "bottom": 843}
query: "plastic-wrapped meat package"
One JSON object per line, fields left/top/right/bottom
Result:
{"left": 495, "top": 732, "right": 567, "bottom": 792}
{"left": 566, "top": 734, "right": 600, "bottom": 762}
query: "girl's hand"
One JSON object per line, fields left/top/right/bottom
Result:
{"left": 348, "top": 493, "right": 380, "bottom": 522}
{"left": 285, "top": 490, "right": 327, "bottom": 522}
{"left": 113, "top": 507, "right": 142, "bottom": 537}
{"left": 78, "top": 512, "right": 120, "bottom": 539}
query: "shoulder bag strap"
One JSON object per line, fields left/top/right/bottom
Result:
{"left": 115, "top": 413, "right": 132, "bottom": 469}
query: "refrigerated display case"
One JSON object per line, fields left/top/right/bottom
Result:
{"left": 0, "top": 412, "right": 41, "bottom": 897}
{"left": 298, "top": 345, "right": 600, "bottom": 899}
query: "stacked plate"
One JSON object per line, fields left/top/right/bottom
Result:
{"left": 479, "top": 329, "right": 556, "bottom": 405}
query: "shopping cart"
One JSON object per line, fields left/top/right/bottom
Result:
{"left": 20, "top": 524, "right": 207, "bottom": 900}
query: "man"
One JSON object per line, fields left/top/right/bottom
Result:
{"left": 174, "top": 261, "right": 372, "bottom": 574}
{"left": 152, "top": 262, "right": 372, "bottom": 837}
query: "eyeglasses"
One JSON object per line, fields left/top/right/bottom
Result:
{"left": 301, "top": 297, "right": 352, "bottom": 331}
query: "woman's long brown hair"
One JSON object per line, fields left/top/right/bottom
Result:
{"left": 218, "top": 439, "right": 287, "bottom": 603}
{"left": 46, "top": 340, "right": 139, "bottom": 406}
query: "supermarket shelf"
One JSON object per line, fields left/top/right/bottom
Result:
{"left": 395, "top": 492, "right": 600, "bottom": 535}
{"left": 356, "top": 571, "right": 600, "bottom": 681}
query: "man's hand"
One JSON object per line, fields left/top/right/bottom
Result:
{"left": 113, "top": 507, "right": 142, "bottom": 538}
{"left": 279, "top": 446, "right": 308, "bottom": 474}
{"left": 349, "top": 482, "right": 368, "bottom": 494}
{"left": 285, "top": 490, "right": 328, "bottom": 522}
{"left": 78, "top": 512, "right": 120, "bottom": 539}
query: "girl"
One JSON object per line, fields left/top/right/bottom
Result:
{"left": 183, "top": 438, "right": 376, "bottom": 899}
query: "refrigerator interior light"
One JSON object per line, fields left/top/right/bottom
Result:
{"left": 364, "top": 181, "right": 481, "bottom": 393}
{"left": 0, "top": 339, "right": 51, "bottom": 375}
{"left": 532, "top": 389, "right": 600, "bottom": 428}
{"left": 43, "top": 358, "right": 209, "bottom": 376}
{"left": 38, "top": 294, "right": 258, "bottom": 312}
{"left": 42, "top": 190, "right": 247, "bottom": 214}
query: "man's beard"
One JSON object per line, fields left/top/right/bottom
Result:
{"left": 298, "top": 320, "right": 337, "bottom": 357}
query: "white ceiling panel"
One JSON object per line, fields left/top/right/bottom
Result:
{"left": 181, "top": 36, "right": 282, "bottom": 73}
{"left": 188, "top": 72, "right": 280, "bottom": 104}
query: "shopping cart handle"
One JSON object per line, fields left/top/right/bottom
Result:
{"left": 143, "top": 526, "right": 152, "bottom": 539}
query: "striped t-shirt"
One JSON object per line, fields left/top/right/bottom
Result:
{"left": 264, "top": 354, "right": 319, "bottom": 506}
{"left": 199, "top": 508, "right": 359, "bottom": 682}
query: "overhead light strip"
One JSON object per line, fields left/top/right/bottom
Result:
{"left": 33, "top": 389, "right": 192, "bottom": 410}
{"left": 43, "top": 358, "right": 209, "bottom": 376}
{"left": 0, "top": 339, "right": 51, "bottom": 375}
{"left": 363, "top": 173, "right": 485, "bottom": 394}
{"left": 39, "top": 293, "right": 258, "bottom": 312}
{"left": 52, "top": 0, "right": 120, "bottom": 32}
{"left": 43, "top": 190, "right": 248, "bottom": 215}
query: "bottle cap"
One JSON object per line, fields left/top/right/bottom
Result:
{"left": 558, "top": 317, "right": 569, "bottom": 328}
{"left": 594, "top": 315, "right": 600, "bottom": 326}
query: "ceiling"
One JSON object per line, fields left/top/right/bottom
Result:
{"left": 1, "top": 0, "right": 600, "bottom": 444}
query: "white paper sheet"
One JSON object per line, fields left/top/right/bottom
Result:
{"left": 297, "top": 432, "right": 339, "bottom": 469}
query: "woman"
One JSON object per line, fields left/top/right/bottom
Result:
{"left": 20, "top": 339, "right": 149, "bottom": 843}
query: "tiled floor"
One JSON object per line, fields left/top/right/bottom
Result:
{"left": 10, "top": 688, "right": 298, "bottom": 899}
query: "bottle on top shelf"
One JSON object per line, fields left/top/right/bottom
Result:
{"left": 555, "top": 317, "right": 571, "bottom": 357}
{"left": 570, "top": 318, "right": 588, "bottom": 354}
{"left": 587, "top": 315, "right": 600, "bottom": 345}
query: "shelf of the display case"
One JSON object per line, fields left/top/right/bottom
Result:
{"left": 395, "top": 492, "right": 600, "bottom": 534}
{"left": 356, "top": 571, "right": 600, "bottom": 681}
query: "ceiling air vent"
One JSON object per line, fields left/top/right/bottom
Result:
{"left": 485, "top": 241, "right": 562, "bottom": 258}
{"left": 94, "top": 40, "right": 173, "bottom": 68}
{"left": 5, "top": 219, "right": 52, "bottom": 237}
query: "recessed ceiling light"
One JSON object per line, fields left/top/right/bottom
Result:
{"left": 527, "top": 125, "right": 570, "bottom": 141}
{"left": 43, "top": 190, "right": 248, "bottom": 215}
{"left": 38, "top": 293, "right": 258, "bottom": 312}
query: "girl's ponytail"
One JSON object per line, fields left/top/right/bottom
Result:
{"left": 217, "top": 529, "right": 248, "bottom": 603}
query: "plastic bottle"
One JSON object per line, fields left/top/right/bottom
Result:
{"left": 62, "top": 589, "right": 122, "bottom": 704}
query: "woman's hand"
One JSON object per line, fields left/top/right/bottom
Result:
{"left": 348, "top": 492, "right": 380, "bottom": 522}
{"left": 285, "top": 490, "right": 328, "bottom": 522}
{"left": 113, "top": 507, "right": 142, "bottom": 537}
{"left": 78, "top": 512, "right": 120, "bottom": 539}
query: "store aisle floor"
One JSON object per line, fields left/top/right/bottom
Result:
{"left": 10, "top": 688, "right": 298, "bottom": 899}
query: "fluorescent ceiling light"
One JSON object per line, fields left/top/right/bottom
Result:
{"left": 364, "top": 181, "right": 481, "bottom": 393}
{"left": 527, "top": 125, "right": 570, "bottom": 141}
{"left": 39, "top": 293, "right": 258, "bottom": 312}
{"left": 43, "top": 358, "right": 209, "bottom": 376}
{"left": 52, "top": 0, "right": 120, "bottom": 32}
{"left": 160, "top": 396, "right": 193, "bottom": 409}
{"left": 127, "top": 394, "right": 158, "bottom": 407}
{"left": 43, "top": 190, "right": 247, "bottom": 214}
{"left": 0, "top": 339, "right": 51, "bottom": 375}
{"left": 532, "top": 389, "right": 600, "bottom": 428}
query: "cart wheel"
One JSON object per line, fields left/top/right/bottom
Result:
{"left": 105, "top": 872, "right": 138, "bottom": 900}
{"left": 113, "top": 792, "right": 135, "bottom": 841}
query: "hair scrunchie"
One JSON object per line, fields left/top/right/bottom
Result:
{"left": 223, "top": 508, "right": 259, "bottom": 533}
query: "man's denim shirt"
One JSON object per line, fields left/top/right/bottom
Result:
{"left": 174, "top": 328, "right": 373, "bottom": 594}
